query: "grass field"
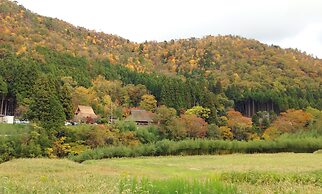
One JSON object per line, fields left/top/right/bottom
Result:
{"left": 0, "top": 153, "right": 321, "bottom": 193}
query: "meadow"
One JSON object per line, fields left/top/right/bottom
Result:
{"left": 0, "top": 153, "right": 321, "bottom": 193}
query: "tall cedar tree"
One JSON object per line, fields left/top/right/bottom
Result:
{"left": 27, "top": 76, "right": 65, "bottom": 130}
{"left": 0, "top": 76, "right": 8, "bottom": 115}
{"left": 59, "top": 84, "right": 74, "bottom": 120}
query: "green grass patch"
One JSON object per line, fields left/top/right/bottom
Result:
{"left": 119, "top": 177, "right": 238, "bottom": 194}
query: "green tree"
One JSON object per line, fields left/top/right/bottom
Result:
{"left": 207, "top": 124, "right": 221, "bottom": 139}
{"left": 125, "top": 84, "right": 148, "bottom": 106}
{"left": 208, "top": 107, "right": 220, "bottom": 124}
{"left": 214, "top": 80, "right": 223, "bottom": 94}
{"left": 0, "top": 76, "right": 8, "bottom": 115}
{"left": 27, "top": 76, "right": 65, "bottom": 130}
{"left": 167, "top": 117, "right": 187, "bottom": 140}
{"left": 59, "top": 84, "right": 74, "bottom": 120}
{"left": 154, "top": 105, "right": 177, "bottom": 125}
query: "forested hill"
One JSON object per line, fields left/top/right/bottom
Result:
{"left": 0, "top": 0, "right": 321, "bottom": 116}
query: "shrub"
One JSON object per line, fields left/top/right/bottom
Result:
{"left": 69, "top": 137, "right": 322, "bottom": 162}
{"left": 85, "top": 125, "right": 111, "bottom": 148}
{"left": 0, "top": 124, "right": 53, "bottom": 162}
{"left": 219, "top": 126, "right": 233, "bottom": 140}
{"left": 264, "top": 109, "right": 313, "bottom": 138}
{"left": 207, "top": 124, "right": 221, "bottom": 139}
{"left": 115, "top": 120, "right": 137, "bottom": 132}
{"left": 136, "top": 126, "right": 158, "bottom": 144}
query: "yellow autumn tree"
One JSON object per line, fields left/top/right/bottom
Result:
{"left": 139, "top": 94, "right": 157, "bottom": 112}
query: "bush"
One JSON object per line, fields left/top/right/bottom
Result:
{"left": 0, "top": 124, "right": 53, "bottom": 163}
{"left": 136, "top": 126, "right": 158, "bottom": 144}
{"left": 207, "top": 124, "right": 221, "bottom": 139}
{"left": 69, "top": 137, "right": 322, "bottom": 162}
{"left": 115, "top": 120, "right": 137, "bottom": 132}
{"left": 96, "top": 118, "right": 109, "bottom": 124}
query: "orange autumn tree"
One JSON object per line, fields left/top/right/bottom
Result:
{"left": 180, "top": 114, "right": 208, "bottom": 138}
{"left": 226, "top": 110, "right": 253, "bottom": 140}
{"left": 263, "top": 109, "right": 313, "bottom": 139}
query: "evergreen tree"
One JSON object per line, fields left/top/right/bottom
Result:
{"left": 0, "top": 76, "right": 8, "bottom": 115}
{"left": 59, "top": 84, "right": 74, "bottom": 120}
{"left": 214, "top": 80, "right": 223, "bottom": 94}
{"left": 27, "top": 76, "right": 65, "bottom": 130}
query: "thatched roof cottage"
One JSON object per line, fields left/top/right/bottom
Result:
{"left": 73, "top": 105, "right": 98, "bottom": 123}
{"left": 125, "top": 109, "right": 154, "bottom": 125}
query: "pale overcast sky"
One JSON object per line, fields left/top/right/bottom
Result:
{"left": 15, "top": 0, "right": 322, "bottom": 58}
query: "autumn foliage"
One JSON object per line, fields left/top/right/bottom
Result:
{"left": 263, "top": 109, "right": 313, "bottom": 139}
{"left": 227, "top": 110, "right": 252, "bottom": 129}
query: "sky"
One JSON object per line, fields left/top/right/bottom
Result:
{"left": 15, "top": 0, "right": 322, "bottom": 58}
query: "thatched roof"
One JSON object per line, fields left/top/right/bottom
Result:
{"left": 125, "top": 109, "right": 154, "bottom": 123}
{"left": 73, "top": 105, "right": 98, "bottom": 122}
{"left": 75, "top": 105, "right": 96, "bottom": 115}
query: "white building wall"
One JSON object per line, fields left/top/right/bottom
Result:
{"left": 3, "top": 116, "right": 14, "bottom": 124}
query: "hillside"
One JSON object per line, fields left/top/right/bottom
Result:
{"left": 1, "top": 0, "right": 322, "bottom": 77}
{"left": 0, "top": 0, "right": 321, "bottom": 116}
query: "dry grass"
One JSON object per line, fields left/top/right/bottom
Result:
{"left": 88, "top": 153, "right": 322, "bottom": 175}
{"left": 0, "top": 153, "right": 321, "bottom": 193}
{"left": 0, "top": 159, "right": 118, "bottom": 193}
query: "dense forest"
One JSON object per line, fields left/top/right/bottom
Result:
{"left": 0, "top": 0, "right": 322, "bottom": 160}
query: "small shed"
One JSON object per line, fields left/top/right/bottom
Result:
{"left": 73, "top": 105, "right": 98, "bottom": 123}
{"left": 0, "top": 115, "right": 14, "bottom": 124}
{"left": 125, "top": 109, "right": 154, "bottom": 125}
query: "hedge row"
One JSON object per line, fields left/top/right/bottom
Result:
{"left": 69, "top": 137, "right": 322, "bottom": 162}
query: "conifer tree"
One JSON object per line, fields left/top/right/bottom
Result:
{"left": 59, "top": 84, "right": 73, "bottom": 120}
{"left": 0, "top": 76, "right": 8, "bottom": 115}
{"left": 27, "top": 75, "right": 65, "bottom": 130}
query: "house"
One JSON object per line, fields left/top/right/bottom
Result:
{"left": 125, "top": 109, "right": 154, "bottom": 125}
{"left": 0, "top": 115, "right": 14, "bottom": 124}
{"left": 73, "top": 105, "right": 98, "bottom": 123}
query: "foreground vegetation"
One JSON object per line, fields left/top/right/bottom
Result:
{"left": 1, "top": 111, "right": 321, "bottom": 163}
{"left": 0, "top": 154, "right": 321, "bottom": 193}
{"left": 70, "top": 136, "right": 322, "bottom": 162}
